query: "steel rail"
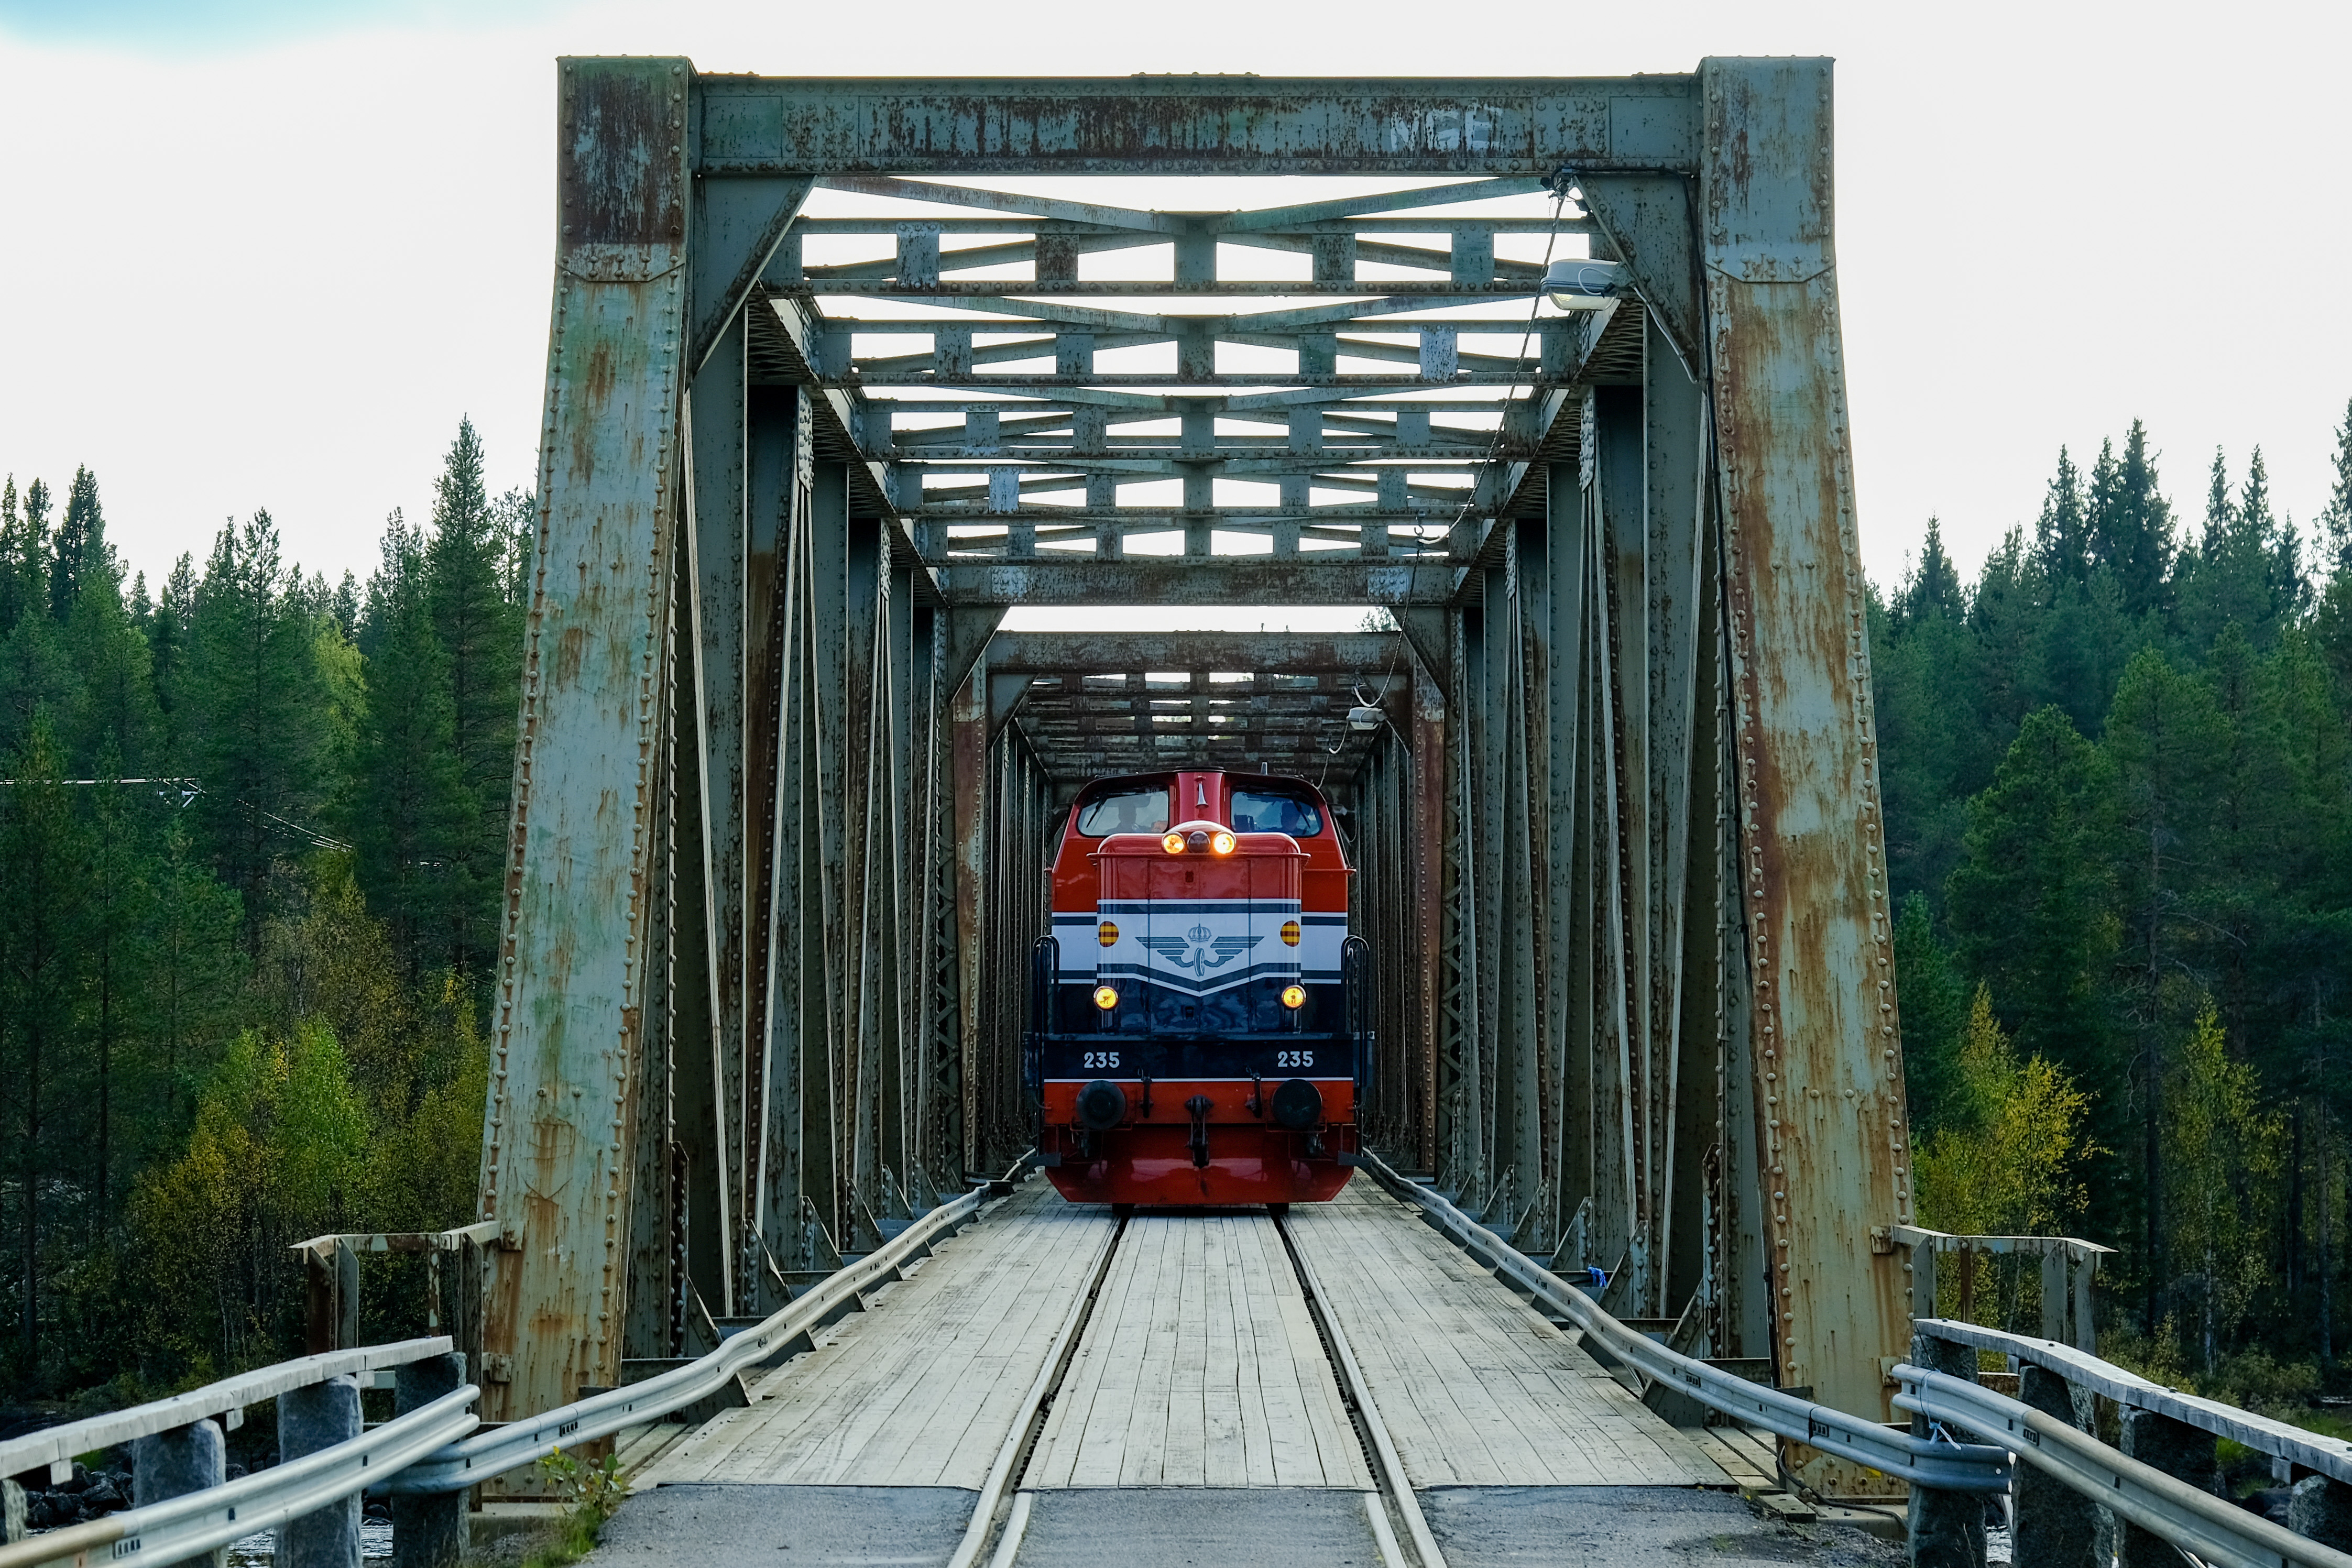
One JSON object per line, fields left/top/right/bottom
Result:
{"left": 1895, "top": 1367, "right": 2352, "bottom": 1568}
{"left": 388, "top": 1179, "right": 1000, "bottom": 1495}
{"left": 1276, "top": 1213, "right": 1443, "bottom": 1568}
{"left": 1355, "top": 1148, "right": 2011, "bottom": 1493}
{"left": 0, "top": 1387, "right": 478, "bottom": 1568}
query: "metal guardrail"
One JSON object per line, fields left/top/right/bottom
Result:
{"left": 1355, "top": 1147, "right": 2013, "bottom": 1494}
{"left": 0, "top": 1388, "right": 478, "bottom": 1568}
{"left": 0, "top": 1339, "right": 453, "bottom": 1488}
{"left": 389, "top": 1176, "right": 998, "bottom": 1494}
{"left": 2, "top": 1170, "right": 1018, "bottom": 1564}
{"left": 1896, "top": 1367, "right": 2352, "bottom": 1568}
{"left": 1915, "top": 1318, "right": 2352, "bottom": 1487}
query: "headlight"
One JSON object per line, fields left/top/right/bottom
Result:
{"left": 1092, "top": 985, "right": 1119, "bottom": 1010}
{"left": 1162, "top": 832, "right": 1185, "bottom": 854}
{"left": 1211, "top": 830, "right": 1236, "bottom": 855}
{"left": 1280, "top": 920, "right": 1301, "bottom": 946}
{"left": 1097, "top": 921, "right": 1119, "bottom": 947}
{"left": 1279, "top": 984, "right": 1306, "bottom": 1010}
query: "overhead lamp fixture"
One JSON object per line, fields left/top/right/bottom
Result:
{"left": 1543, "top": 257, "right": 1623, "bottom": 311}
{"left": 1347, "top": 705, "right": 1383, "bottom": 732}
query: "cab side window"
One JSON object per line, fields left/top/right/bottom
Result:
{"left": 1230, "top": 787, "right": 1322, "bottom": 837}
{"left": 1075, "top": 787, "right": 1170, "bottom": 837}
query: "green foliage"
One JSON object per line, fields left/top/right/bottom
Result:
{"left": 1915, "top": 987, "right": 2101, "bottom": 1237}
{"left": 185, "top": 510, "right": 331, "bottom": 939}
{"left": 0, "top": 433, "right": 523, "bottom": 1400}
{"left": 522, "top": 1448, "right": 627, "bottom": 1568}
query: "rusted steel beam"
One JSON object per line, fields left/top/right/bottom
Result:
{"left": 936, "top": 558, "right": 1476, "bottom": 607}
{"left": 693, "top": 76, "right": 1695, "bottom": 177}
{"left": 479, "top": 56, "right": 693, "bottom": 1433}
{"left": 986, "top": 631, "right": 1402, "bottom": 675}
{"left": 1702, "top": 56, "right": 1911, "bottom": 1495}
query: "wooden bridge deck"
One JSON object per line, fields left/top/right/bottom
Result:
{"left": 635, "top": 1174, "right": 1732, "bottom": 1498}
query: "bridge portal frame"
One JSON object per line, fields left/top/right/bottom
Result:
{"left": 478, "top": 57, "right": 1913, "bottom": 1496}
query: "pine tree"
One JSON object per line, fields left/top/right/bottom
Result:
{"left": 0, "top": 714, "right": 89, "bottom": 1376}
{"left": 184, "top": 512, "right": 331, "bottom": 943}
{"left": 2034, "top": 447, "right": 2091, "bottom": 591}
{"left": 350, "top": 518, "right": 467, "bottom": 976}
{"left": 148, "top": 554, "right": 197, "bottom": 766}
{"left": 2323, "top": 397, "right": 2352, "bottom": 582}
{"left": 50, "top": 467, "right": 109, "bottom": 623}
{"left": 425, "top": 421, "right": 522, "bottom": 971}
{"left": 1897, "top": 516, "right": 1965, "bottom": 625}
{"left": 2088, "top": 421, "right": 2174, "bottom": 617}
{"left": 0, "top": 480, "right": 25, "bottom": 637}
{"left": 65, "top": 538, "right": 158, "bottom": 775}
{"left": 1944, "top": 707, "right": 2119, "bottom": 1167}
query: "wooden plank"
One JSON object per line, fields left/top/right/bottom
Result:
{"left": 1024, "top": 1211, "right": 1366, "bottom": 1490}
{"left": 1288, "top": 1180, "right": 1721, "bottom": 1488}
{"left": 637, "top": 1186, "right": 1113, "bottom": 1492}
{"left": 1683, "top": 1427, "right": 1774, "bottom": 1489}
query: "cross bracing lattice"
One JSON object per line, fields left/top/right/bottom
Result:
{"left": 741, "top": 175, "right": 1645, "bottom": 604}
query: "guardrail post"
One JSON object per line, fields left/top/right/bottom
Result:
{"left": 391, "top": 1355, "right": 469, "bottom": 1568}
{"left": 280, "top": 1374, "right": 363, "bottom": 1568}
{"left": 2117, "top": 1407, "right": 2218, "bottom": 1568}
{"left": 1906, "top": 1330, "right": 1985, "bottom": 1568}
{"left": 2290, "top": 1473, "right": 2352, "bottom": 1550}
{"left": 2014, "top": 1364, "right": 2098, "bottom": 1568}
{"left": 129, "top": 1418, "right": 228, "bottom": 1568}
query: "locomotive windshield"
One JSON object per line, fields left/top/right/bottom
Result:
{"left": 1075, "top": 786, "right": 1170, "bottom": 837}
{"left": 1230, "top": 786, "right": 1322, "bottom": 837}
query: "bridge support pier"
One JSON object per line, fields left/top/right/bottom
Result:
{"left": 129, "top": 1418, "right": 227, "bottom": 1568}
{"left": 2012, "top": 1363, "right": 2099, "bottom": 1567}
{"left": 1904, "top": 1332, "right": 1984, "bottom": 1568}
{"left": 2116, "top": 1408, "right": 2218, "bottom": 1568}
{"left": 391, "top": 1355, "right": 470, "bottom": 1568}
{"left": 279, "top": 1375, "right": 363, "bottom": 1568}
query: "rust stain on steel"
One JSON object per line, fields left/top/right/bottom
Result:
{"left": 478, "top": 57, "right": 694, "bottom": 1444}
{"left": 1703, "top": 57, "right": 1909, "bottom": 1498}
{"left": 691, "top": 76, "right": 1698, "bottom": 176}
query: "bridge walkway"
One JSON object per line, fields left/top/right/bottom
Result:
{"left": 594, "top": 1177, "right": 1901, "bottom": 1568}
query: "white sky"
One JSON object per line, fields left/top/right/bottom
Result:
{"left": 2, "top": 0, "right": 2346, "bottom": 632}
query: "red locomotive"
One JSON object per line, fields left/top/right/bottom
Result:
{"left": 1026, "top": 769, "right": 1372, "bottom": 1206}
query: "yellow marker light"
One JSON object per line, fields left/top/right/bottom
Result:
{"left": 1162, "top": 832, "right": 1186, "bottom": 854}
{"left": 1093, "top": 985, "right": 1119, "bottom": 1011}
{"left": 1098, "top": 921, "right": 1119, "bottom": 947}
{"left": 1280, "top": 984, "right": 1307, "bottom": 1010}
{"left": 1280, "top": 920, "right": 1301, "bottom": 947}
{"left": 1210, "top": 830, "right": 1237, "bottom": 855}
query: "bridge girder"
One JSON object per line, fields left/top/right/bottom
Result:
{"left": 478, "top": 57, "right": 1913, "bottom": 1499}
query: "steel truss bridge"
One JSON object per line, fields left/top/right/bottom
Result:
{"left": 15, "top": 58, "right": 2352, "bottom": 1568}
{"left": 489, "top": 55, "right": 1904, "bottom": 1503}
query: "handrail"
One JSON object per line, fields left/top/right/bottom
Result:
{"left": 0, "top": 1337, "right": 453, "bottom": 1486}
{"left": 1355, "top": 1147, "right": 2012, "bottom": 1493}
{"left": 1915, "top": 1317, "right": 2352, "bottom": 1487}
{"left": 387, "top": 1172, "right": 1002, "bottom": 1494}
{"left": 1897, "top": 1366, "right": 2352, "bottom": 1568}
{"left": 1892, "top": 1224, "right": 2114, "bottom": 1263}
{"left": 0, "top": 1387, "right": 479, "bottom": 1568}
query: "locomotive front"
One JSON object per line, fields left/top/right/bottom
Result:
{"left": 1026, "top": 769, "right": 1371, "bottom": 1206}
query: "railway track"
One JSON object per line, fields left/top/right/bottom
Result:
{"left": 947, "top": 1203, "right": 1441, "bottom": 1568}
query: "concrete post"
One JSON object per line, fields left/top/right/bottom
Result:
{"left": 130, "top": 1418, "right": 228, "bottom": 1568}
{"left": 2290, "top": 1473, "right": 2352, "bottom": 1552}
{"left": 1906, "top": 1331, "right": 1985, "bottom": 1568}
{"left": 279, "top": 1374, "right": 363, "bottom": 1568}
{"left": 2117, "top": 1407, "right": 2218, "bottom": 1568}
{"left": 2012, "top": 1365, "right": 2097, "bottom": 1568}
{"left": 391, "top": 1355, "right": 469, "bottom": 1568}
